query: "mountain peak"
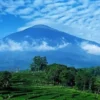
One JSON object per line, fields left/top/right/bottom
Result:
{"left": 32, "top": 24, "right": 51, "bottom": 29}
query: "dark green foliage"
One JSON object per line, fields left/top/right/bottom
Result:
{"left": 46, "top": 65, "right": 100, "bottom": 93}
{"left": 94, "top": 77, "right": 100, "bottom": 93}
{"left": 75, "top": 70, "right": 91, "bottom": 90}
{"left": 0, "top": 71, "right": 12, "bottom": 89}
{"left": 91, "top": 67, "right": 100, "bottom": 76}
{"left": 46, "top": 64, "right": 76, "bottom": 87}
{"left": 60, "top": 70, "right": 75, "bottom": 86}
{"left": 30, "top": 56, "right": 48, "bottom": 71}
{"left": 29, "top": 56, "right": 100, "bottom": 94}
{"left": 46, "top": 64, "right": 67, "bottom": 85}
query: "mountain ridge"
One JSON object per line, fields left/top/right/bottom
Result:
{"left": 3, "top": 24, "right": 100, "bottom": 46}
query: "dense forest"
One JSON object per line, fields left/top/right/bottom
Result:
{"left": 0, "top": 56, "right": 100, "bottom": 99}
{"left": 30, "top": 56, "right": 100, "bottom": 94}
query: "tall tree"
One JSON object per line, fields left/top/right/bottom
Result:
{"left": 75, "top": 70, "right": 94, "bottom": 91}
{"left": 30, "top": 56, "right": 48, "bottom": 71}
{"left": 94, "top": 77, "right": 100, "bottom": 94}
{"left": 46, "top": 64, "right": 67, "bottom": 85}
{"left": 0, "top": 71, "right": 12, "bottom": 89}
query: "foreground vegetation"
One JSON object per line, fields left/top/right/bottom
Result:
{"left": 0, "top": 56, "right": 100, "bottom": 100}
{"left": 0, "top": 85, "right": 100, "bottom": 100}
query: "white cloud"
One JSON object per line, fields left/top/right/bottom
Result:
{"left": 0, "top": 0, "right": 25, "bottom": 14}
{"left": 81, "top": 42, "right": 100, "bottom": 55}
{"left": 44, "top": 0, "right": 53, "bottom": 4}
{"left": 17, "top": 18, "right": 50, "bottom": 31}
{"left": 0, "top": 40, "right": 23, "bottom": 51}
{"left": 33, "top": 41, "right": 55, "bottom": 51}
{"left": 16, "top": 7, "right": 33, "bottom": 15}
{"left": 0, "top": 39, "right": 69, "bottom": 52}
{"left": 33, "top": 0, "right": 44, "bottom": 7}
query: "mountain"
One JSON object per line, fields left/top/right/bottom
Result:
{"left": 0, "top": 24, "right": 100, "bottom": 71}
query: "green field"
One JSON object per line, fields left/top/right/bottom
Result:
{"left": 0, "top": 86, "right": 100, "bottom": 100}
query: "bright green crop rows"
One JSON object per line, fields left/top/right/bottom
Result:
{"left": 0, "top": 86, "right": 100, "bottom": 100}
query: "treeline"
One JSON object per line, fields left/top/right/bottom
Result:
{"left": 0, "top": 56, "right": 100, "bottom": 94}
{"left": 30, "top": 56, "right": 100, "bottom": 94}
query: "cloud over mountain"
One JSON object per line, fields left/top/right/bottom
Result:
{"left": 0, "top": 39, "right": 69, "bottom": 51}
{"left": 81, "top": 42, "right": 100, "bottom": 55}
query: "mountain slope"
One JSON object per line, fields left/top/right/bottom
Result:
{"left": 0, "top": 24, "right": 100, "bottom": 70}
{"left": 3, "top": 25, "right": 84, "bottom": 44}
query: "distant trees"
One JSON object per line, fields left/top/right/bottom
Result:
{"left": 29, "top": 56, "right": 100, "bottom": 93}
{"left": 45, "top": 63, "right": 100, "bottom": 93}
{"left": 75, "top": 70, "right": 89, "bottom": 90}
{"left": 91, "top": 67, "right": 100, "bottom": 76}
{"left": 46, "top": 64, "right": 76, "bottom": 86}
{"left": 46, "top": 64, "right": 67, "bottom": 85}
{"left": 59, "top": 67, "right": 76, "bottom": 86}
{"left": 94, "top": 77, "right": 100, "bottom": 94}
{"left": 30, "top": 56, "right": 48, "bottom": 71}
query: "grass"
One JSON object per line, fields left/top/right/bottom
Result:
{"left": 0, "top": 86, "right": 100, "bottom": 100}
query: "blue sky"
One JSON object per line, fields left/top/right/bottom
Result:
{"left": 0, "top": 0, "right": 100, "bottom": 43}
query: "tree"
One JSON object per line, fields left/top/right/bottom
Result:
{"left": 59, "top": 67, "right": 76, "bottom": 87}
{"left": 59, "top": 69, "right": 68, "bottom": 86}
{"left": 91, "top": 66, "right": 100, "bottom": 76}
{"left": 75, "top": 70, "right": 94, "bottom": 91}
{"left": 0, "top": 71, "right": 12, "bottom": 89}
{"left": 40, "top": 56, "right": 48, "bottom": 70}
{"left": 94, "top": 77, "right": 100, "bottom": 94}
{"left": 46, "top": 64, "right": 67, "bottom": 85}
{"left": 30, "top": 56, "right": 48, "bottom": 71}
